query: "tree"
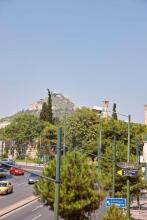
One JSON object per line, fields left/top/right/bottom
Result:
{"left": 40, "top": 89, "right": 53, "bottom": 124}
{"left": 34, "top": 151, "right": 105, "bottom": 220}
{"left": 103, "top": 205, "right": 129, "bottom": 220}
{"left": 47, "top": 89, "right": 53, "bottom": 124}
{"left": 112, "top": 103, "right": 118, "bottom": 120}
{"left": 40, "top": 103, "right": 49, "bottom": 122}
{"left": 65, "top": 108, "right": 99, "bottom": 152}
{"left": 4, "top": 114, "right": 44, "bottom": 158}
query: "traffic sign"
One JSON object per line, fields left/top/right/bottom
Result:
{"left": 117, "top": 170, "right": 123, "bottom": 176}
{"left": 122, "top": 169, "right": 138, "bottom": 177}
{"left": 117, "top": 169, "right": 138, "bottom": 177}
{"left": 106, "top": 198, "right": 126, "bottom": 209}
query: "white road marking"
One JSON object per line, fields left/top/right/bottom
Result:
{"left": 32, "top": 214, "right": 42, "bottom": 220}
{"left": 17, "top": 182, "right": 26, "bottom": 186}
{"left": 32, "top": 205, "right": 43, "bottom": 212}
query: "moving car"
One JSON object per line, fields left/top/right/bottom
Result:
{"left": 0, "top": 181, "right": 13, "bottom": 195}
{"left": 0, "top": 159, "right": 15, "bottom": 170}
{"left": 10, "top": 167, "right": 24, "bottom": 175}
{"left": 28, "top": 173, "right": 38, "bottom": 184}
{"left": 0, "top": 168, "right": 8, "bottom": 178}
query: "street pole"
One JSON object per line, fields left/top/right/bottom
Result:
{"left": 112, "top": 136, "right": 116, "bottom": 198}
{"left": 98, "top": 127, "right": 102, "bottom": 174}
{"left": 54, "top": 128, "right": 62, "bottom": 220}
{"left": 127, "top": 114, "right": 131, "bottom": 219}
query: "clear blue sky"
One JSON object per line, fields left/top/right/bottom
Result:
{"left": 0, "top": 0, "right": 147, "bottom": 123}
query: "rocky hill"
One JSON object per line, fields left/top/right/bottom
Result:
{"left": 0, "top": 92, "right": 76, "bottom": 127}
{"left": 27, "top": 91, "right": 75, "bottom": 117}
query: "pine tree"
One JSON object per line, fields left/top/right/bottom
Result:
{"left": 112, "top": 103, "right": 118, "bottom": 120}
{"left": 34, "top": 151, "right": 105, "bottom": 220}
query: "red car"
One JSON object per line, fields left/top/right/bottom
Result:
{"left": 10, "top": 167, "right": 24, "bottom": 175}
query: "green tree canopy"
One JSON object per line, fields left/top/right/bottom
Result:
{"left": 65, "top": 108, "right": 100, "bottom": 152}
{"left": 4, "top": 114, "right": 43, "bottom": 144}
{"left": 103, "top": 205, "right": 129, "bottom": 220}
{"left": 34, "top": 151, "right": 105, "bottom": 220}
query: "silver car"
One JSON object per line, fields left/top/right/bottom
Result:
{"left": 28, "top": 173, "right": 38, "bottom": 184}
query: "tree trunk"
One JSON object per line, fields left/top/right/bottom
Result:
{"left": 137, "top": 195, "right": 141, "bottom": 209}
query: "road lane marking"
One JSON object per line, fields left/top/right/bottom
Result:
{"left": 17, "top": 182, "right": 26, "bottom": 186}
{"left": 32, "top": 205, "right": 43, "bottom": 212}
{"left": 32, "top": 214, "right": 42, "bottom": 220}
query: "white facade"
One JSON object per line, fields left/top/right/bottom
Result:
{"left": 143, "top": 141, "right": 147, "bottom": 163}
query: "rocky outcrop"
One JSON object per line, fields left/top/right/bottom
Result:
{"left": 28, "top": 91, "right": 75, "bottom": 118}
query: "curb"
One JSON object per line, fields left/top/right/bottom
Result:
{"left": 0, "top": 195, "right": 38, "bottom": 218}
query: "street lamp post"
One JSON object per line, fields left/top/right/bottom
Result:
{"left": 127, "top": 114, "right": 131, "bottom": 219}
{"left": 112, "top": 136, "right": 116, "bottom": 198}
{"left": 54, "top": 128, "right": 62, "bottom": 220}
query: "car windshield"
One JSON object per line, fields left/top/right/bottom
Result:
{"left": 0, "top": 182, "right": 7, "bottom": 187}
{"left": 0, "top": 169, "right": 5, "bottom": 172}
{"left": 30, "top": 173, "right": 38, "bottom": 177}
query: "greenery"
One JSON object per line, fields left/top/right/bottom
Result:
{"left": 40, "top": 89, "right": 53, "bottom": 124}
{"left": 0, "top": 114, "right": 57, "bottom": 159}
{"left": 34, "top": 151, "right": 105, "bottom": 220}
{"left": 62, "top": 108, "right": 147, "bottom": 202}
{"left": 64, "top": 108, "right": 99, "bottom": 152}
{"left": 112, "top": 103, "right": 118, "bottom": 120}
{"left": 102, "top": 205, "right": 129, "bottom": 220}
{"left": 1, "top": 105, "right": 147, "bottom": 216}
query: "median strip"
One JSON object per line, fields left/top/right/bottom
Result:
{"left": 0, "top": 195, "right": 38, "bottom": 218}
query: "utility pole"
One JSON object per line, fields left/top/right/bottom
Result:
{"left": 127, "top": 114, "right": 131, "bottom": 219}
{"left": 112, "top": 136, "right": 116, "bottom": 198}
{"left": 54, "top": 128, "right": 62, "bottom": 220}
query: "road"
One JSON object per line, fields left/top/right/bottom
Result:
{"left": 0, "top": 200, "right": 54, "bottom": 220}
{"left": 0, "top": 165, "right": 59, "bottom": 220}
{"left": 0, "top": 173, "right": 34, "bottom": 210}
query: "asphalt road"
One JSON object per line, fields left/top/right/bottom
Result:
{"left": 0, "top": 200, "right": 55, "bottom": 220}
{"left": 0, "top": 172, "right": 34, "bottom": 209}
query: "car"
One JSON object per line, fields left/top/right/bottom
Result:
{"left": 0, "top": 168, "right": 8, "bottom": 178}
{"left": 10, "top": 167, "right": 24, "bottom": 175}
{"left": 0, "top": 181, "right": 13, "bottom": 195}
{"left": 0, "top": 159, "right": 15, "bottom": 170}
{"left": 28, "top": 173, "right": 38, "bottom": 184}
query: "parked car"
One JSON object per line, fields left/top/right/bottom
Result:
{"left": 0, "top": 181, "right": 13, "bottom": 195}
{"left": 0, "top": 168, "right": 8, "bottom": 178}
{"left": 10, "top": 167, "right": 24, "bottom": 175}
{"left": 28, "top": 173, "right": 38, "bottom": 184}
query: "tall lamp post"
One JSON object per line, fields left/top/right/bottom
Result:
{"left": 127, "top": 114, "right": 131, "bottom": 219}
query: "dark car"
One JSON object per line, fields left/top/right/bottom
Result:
{"left": 0, "top": 168, "right": 8, "bottom": 178}
{"left": 0, "top": 160, "right": 15, "bottom": 170}
{"left": 28, "top": 173, "right": 38, "bottom": 184}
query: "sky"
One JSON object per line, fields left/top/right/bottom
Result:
{"left": 0, "top": 0, "right": 147, "bottom": 123}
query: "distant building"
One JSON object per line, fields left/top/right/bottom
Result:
{"left": 92, "top": 100, "right": 109, "bottom": 118}
{"left": 0, "top": 121, "right": 10, "bottom": 129}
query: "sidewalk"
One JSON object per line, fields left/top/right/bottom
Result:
{"left": 16, "top": 161, "right": 44, "bottom": 168}
{"left": 131, "top": 199, "right": 147, "bottom": 220}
